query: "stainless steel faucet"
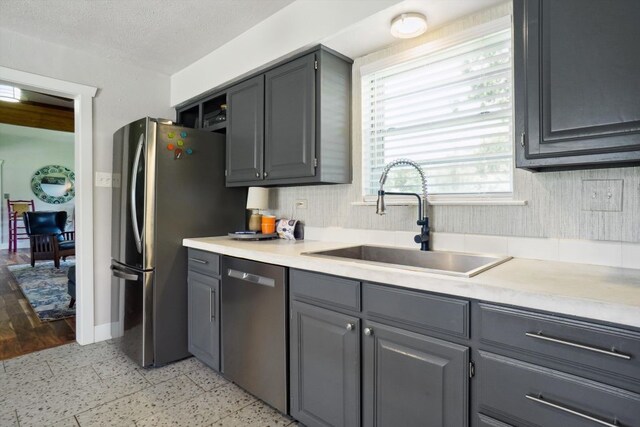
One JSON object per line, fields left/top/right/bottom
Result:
{"left": 376, "top": 158, "right": 430, "bottom": 251}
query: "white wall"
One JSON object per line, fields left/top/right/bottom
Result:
{"left": 0, "top": 27, "right": 172, "bottom": 327}
{"left": 0, "top": 124, "right": 75, "bottom": 247}
{"left": 269, "top": 2, "right": 640, "bottom": 243}
{"left": 170, "top": 0, "right": 401, "bottom": 106}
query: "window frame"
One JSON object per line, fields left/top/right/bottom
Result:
{"left": 359, "top": 15, "right": 516, "bottom": 204}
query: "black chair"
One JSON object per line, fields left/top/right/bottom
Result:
{"left": 67, "top": 265, "right": 76, "bottom": 308}
{"left": 23, "top": 211, "right": 75, "bottom": 268}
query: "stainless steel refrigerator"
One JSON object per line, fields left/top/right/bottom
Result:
{"left": 110, "top": 117, "right": 246, "bottom": 367}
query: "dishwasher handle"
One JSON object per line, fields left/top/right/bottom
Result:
{"left": 227, "top": 268, "right": 275, "bottom": 288}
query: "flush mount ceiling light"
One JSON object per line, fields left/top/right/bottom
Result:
{"left": 390, "top": 12, "right": 428, "bottom": 39}
{"left": 0, "top": 84, "right": 21, "bottom": 103}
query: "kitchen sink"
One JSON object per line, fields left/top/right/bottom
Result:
{"left": 303, "top": 245, "right": 511, "bottom": 277}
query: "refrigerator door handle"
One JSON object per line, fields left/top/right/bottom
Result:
{"left": 130, "top": 133, "right": 144, "bottom": 254}
{"left": 110, "top": 264, "right": 139, "bottom": 281}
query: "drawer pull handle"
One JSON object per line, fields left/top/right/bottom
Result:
{"left": 525, "top": 394, "right": 619, "bottom": 427}
{"left": 525, "top": 332, "right": 631, "bottom": 360}
{"left": 189, "top": 258, "right": 209, "bottom": 265}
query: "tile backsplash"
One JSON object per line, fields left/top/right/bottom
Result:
{"left": 269, "top": 2, "right": 640, "bottom": 244}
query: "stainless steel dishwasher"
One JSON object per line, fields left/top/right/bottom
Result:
{"left": 221, "top": 256, "right": 288, "bottom": 413}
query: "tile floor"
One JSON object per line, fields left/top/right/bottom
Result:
{"left": 0, "top": 339, "right": 297, "bottom": 426}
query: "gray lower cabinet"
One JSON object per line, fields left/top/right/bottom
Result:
{"left": 187, "top": 270, "right": 219, "bottom": 371}
{"left": 289, "top": 269, "right": 470, "bottom": 427}
{"left": 290, "top": 300, "right": 360, "bottom": 427}
{"left": 514, "top": 0, "right": 640, "bottom": 170}
{"left": 363, "top": 321, "right": 469, "bottom": 427}
{"left": 476, "top": 351, "right": 640, "bottom": 427}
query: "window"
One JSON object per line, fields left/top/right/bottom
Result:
{"left": 362, "top": 17, "right": 513, "bottom": 198}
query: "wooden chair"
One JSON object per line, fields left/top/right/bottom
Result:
{"left": 23, "top": 211, "right": 75, "bottom": 268}
{"left": 7, "top": 200, "right": 35, "bottom": 252}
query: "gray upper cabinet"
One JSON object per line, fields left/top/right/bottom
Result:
{"left": 225, "top": 75, "right": 264, "bottom": 183}
{"left": 515, "top": 0, "right": 640, "bottom": 171}
{"left": 290, "top": 300, "right": 360, "bottom": 427}
{"left": 265, "top": 53, "right": 316, "bottom": 181}
{"left": 363, "top": 321, "right": 469, "bottom": 427}
{"left": 225, "top": 45, "right": 352, "bottom": 187}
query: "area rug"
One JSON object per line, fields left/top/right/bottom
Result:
{"left": 7, "top": 260, "right": 75, "bottom": 322}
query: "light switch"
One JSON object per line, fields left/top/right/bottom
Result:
{"left": 95, "top": 172, "right": 113, "bottom": 188}
{"left": 581, "top": 179, "right": 623, "bottom": 212}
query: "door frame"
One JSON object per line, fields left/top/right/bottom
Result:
{"left": 0, "top": 66, "right": 98, "bottom": 345}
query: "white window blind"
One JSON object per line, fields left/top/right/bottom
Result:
{"left": 362, "top": 18, "right": 513, "bottom": 198}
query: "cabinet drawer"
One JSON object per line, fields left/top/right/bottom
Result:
{"left": 187, "top": 249, "right": 220, "bottom": 277}
{"left": 363, "top": 283, "right": 469, "bottom": 339}
{"left": 478, "top": 304, "right": 640, "bottom": 386}
{"left": 290, "top": 269, "right": 360, "bottom": 311}
{"left": 477, "top": 351, "right": 640, "bottom": 427}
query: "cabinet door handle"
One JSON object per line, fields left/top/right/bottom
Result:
{"left": 255, "top": 172, "right": 260, "bottom": 178}
{"left": 525, "top": 332, "right": 631, "bottom": 360}
{"left": 364, "top": 327, "right": 373, "bottom": 336}
{"left": 525, "top": 394, "right": 619, "bottom": 427}
{"left": 209, "top": 289, "right": 215, "bottom": 321}
{"left": 263, "top": 171, "right": 268, "bottom": 178}
{"left": 189, "top": 257, "right": 209, "bottom": 265}
{"left": 346, "top": 323, "right": 355, "bottom": 331}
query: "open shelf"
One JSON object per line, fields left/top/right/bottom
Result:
{"left": 176, "top": 91, "right": 226, "bottom": 130}
{"left": 202, "top": 94, "right": 227, "bottom": 129}
{"left": 202, "top": 122, "right": 226, "bottom": 133}
{"left": 177, "top": 104, "right": 201, "bottom": 129}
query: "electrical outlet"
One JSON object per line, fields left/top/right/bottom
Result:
{"left": 581, "top": 179, "right": 623, "bottom": 212}
{"left": 95, "top": 172, "right": 113, "bottom": 188}
{"left": 295, "top": 199, "right": 308, "bottom": 209}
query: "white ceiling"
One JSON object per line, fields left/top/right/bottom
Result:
{"left": 0, "top": 0, "right": 295, "bottom": 75}
{"left": 323, "top": 0, "right": 507, "bottom": 59}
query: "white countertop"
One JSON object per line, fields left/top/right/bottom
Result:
{"left": 183, "top": 236, "right": 640, "bottom": 329}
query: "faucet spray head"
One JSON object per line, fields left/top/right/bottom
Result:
{"left": 376, "top": 190, "right": 386, "bottom": 215}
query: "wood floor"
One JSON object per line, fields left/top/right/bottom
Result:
{"left": 0, "top": 249, "right": 76, "bottom": 360}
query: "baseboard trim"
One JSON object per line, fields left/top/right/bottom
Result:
{"left": 94, "top": 322, "right": 114, "bottom": 342}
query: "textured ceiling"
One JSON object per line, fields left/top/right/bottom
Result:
{"left": 0, "top": 0, "right": 295, "bottom": 75}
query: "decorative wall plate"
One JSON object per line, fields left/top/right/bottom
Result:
{"left": 31, "top": 165, "right": 75, "bottom": 204}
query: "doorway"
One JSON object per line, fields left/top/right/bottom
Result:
{"left": 0, "top": 95, "right": 77, "bottom": 358}
{"left": 0, "top": 66, "right": 97, "bottom": 349}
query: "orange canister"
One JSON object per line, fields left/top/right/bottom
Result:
{"left": 261, "top": 215, "right": 276, "bottom": 234}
